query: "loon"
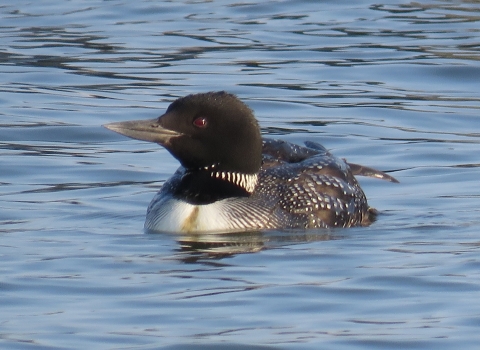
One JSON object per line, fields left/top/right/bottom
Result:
{"left": 104, "top": 91, "right": 398, "bottom": 233}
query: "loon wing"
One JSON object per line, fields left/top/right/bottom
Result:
{"left": 262, "top": 138, "right": 324, "bottom": 163}
{"left": 262, "top": 138, "right": 399, "bottom": 183}
{"left": 347, "top": 163, "right": 399, "bottom": 183}
{"left": 305, "top": 141, "right": 399, "bottom": 183}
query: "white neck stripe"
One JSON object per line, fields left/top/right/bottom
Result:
{"left": 211, "top": 171, "right": 258, "bottom": 193}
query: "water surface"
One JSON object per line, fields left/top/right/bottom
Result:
{"left": 1, "top": 1, "right": 480, "bottom": 349}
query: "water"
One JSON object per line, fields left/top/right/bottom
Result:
{"left": 1, "top": 0, "right": 480, "bottom": 349}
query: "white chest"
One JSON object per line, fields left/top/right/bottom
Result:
{"left": 145, "top": 197, "right": 240, "bottom": 233}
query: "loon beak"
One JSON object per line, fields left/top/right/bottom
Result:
{"left": 104, "top": 118, "right": 181, "bottom": 145}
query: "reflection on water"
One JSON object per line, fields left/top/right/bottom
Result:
{"left": 173, "top": 229, "right": 337, "bottom": 259}
{"left": 1, "top": 0, "right": 480, "bottom": 349}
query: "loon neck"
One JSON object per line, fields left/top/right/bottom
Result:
{"left": 210, "top": 170, "right": 258, "bottom": 194}
{"left": 173, "top": 167, "right": 258, "bottom": 205}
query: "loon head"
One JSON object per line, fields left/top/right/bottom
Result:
{"left": 104, "top": 91, "right": 263, "bottom": 178}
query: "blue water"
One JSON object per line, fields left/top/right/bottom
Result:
{"left": 1, "top": 0, "right": 480, "bottom": 349}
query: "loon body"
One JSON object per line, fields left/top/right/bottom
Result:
{"left": 105, "top": 92, "right": 397, "bottom": 233}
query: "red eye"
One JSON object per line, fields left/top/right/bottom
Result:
{"left": 193, "top": 116, "right": 207, "bottom": 128}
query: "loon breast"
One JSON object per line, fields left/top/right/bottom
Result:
{"left": 145, "top": 192, "right": 276, "bottom": 233}
{"left": 144, "top": 195, "right": 235, "bottom": 233}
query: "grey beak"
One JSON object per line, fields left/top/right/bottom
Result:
{"left": 103, "top": 118, "right": 181, "bottom": 145}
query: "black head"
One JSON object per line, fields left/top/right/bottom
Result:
{"left": 104, "top": 92, "right": 263, "bottom": 175}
